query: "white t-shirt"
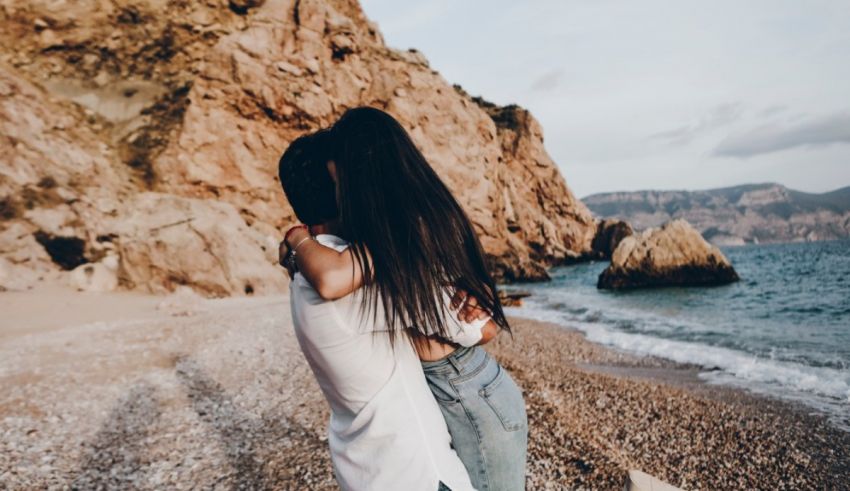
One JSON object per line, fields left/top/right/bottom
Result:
{"left": 433, "top": 289, "right": 490, "bottom": 347}
{"left": 289, "top": 234, "right": 483, "bottom": 491}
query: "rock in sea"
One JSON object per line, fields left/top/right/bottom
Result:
{"left": 591, "top": 219, "right": 633, "bottom": 259}
{"left": 597, "top": 219, "right": 739, "bottom": 290}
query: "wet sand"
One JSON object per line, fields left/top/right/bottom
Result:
{"left": 1, "top": 289, "right": 847, "bottom": 489}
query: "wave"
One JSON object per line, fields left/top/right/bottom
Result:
{"left": 507, "top": 304, "right": 850, "bottom": 431}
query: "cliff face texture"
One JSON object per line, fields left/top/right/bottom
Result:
{"left": 0, "top": 0, "right": 597, "bottom": 294}
{"left": 585, "top": 183, "right": 850, "bottom": 246}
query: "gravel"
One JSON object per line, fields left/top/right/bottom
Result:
{"left": 488, "top": 318, "right": 850, "bottom": 490}
{"left": 1, "top": 295, "right": 847, "bottom": 490}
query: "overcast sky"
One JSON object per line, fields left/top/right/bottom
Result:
{"left": 360, "top": 0, "right": 850, "bottom": 197}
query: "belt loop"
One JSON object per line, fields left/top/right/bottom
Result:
{"left": 447, "top": 352, "right": 463, "bottom": 373}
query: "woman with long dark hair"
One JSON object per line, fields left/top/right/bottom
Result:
{"left": 283, "top": 107, "right": 528, "bottom": 490}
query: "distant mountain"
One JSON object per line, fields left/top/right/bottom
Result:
{"left": 583, "top": 183, "right": 850, "bottom": 245}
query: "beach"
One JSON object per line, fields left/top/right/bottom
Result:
{"left": 1, "top": 288, "right": 847, "bottom": 490}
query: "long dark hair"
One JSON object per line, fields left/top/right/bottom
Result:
{"left": 278, "top": 130, "right": 338, "bottom": 226}
{"left": 329, "top": 106, "right": 509, "bottom": 343}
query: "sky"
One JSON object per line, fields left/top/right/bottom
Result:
{"left": 359, "top": 0, "right": 850, "bottom": 197}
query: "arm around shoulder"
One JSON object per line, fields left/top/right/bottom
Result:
{"left": 289, "top": 231, "right": 365, "bottom": 300}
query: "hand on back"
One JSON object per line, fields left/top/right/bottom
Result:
{"left": 450, "top": 289, "right": 491, "bottom": 323}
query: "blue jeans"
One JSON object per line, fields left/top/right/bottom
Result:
{"left": 422, "top": 346, "right": 528, "bottom": 491}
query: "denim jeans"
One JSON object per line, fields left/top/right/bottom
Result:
{"left": 422, "top": 346, "right": 528, "bottom": 491}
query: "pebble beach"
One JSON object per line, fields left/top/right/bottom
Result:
{"left": 1, "top": 288, "right": 847, "bottom": 490}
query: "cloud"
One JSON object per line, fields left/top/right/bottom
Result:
{"left": 650, "top": 102, "right": 743, "bottom": 145}
{"left": 759, "top": 105, "right": 787, "bottom": 118}
{"left": 530, "top": 69, "right": 562, "bottom": 92}
{"left": 649, "top": 125, "right": 694, "bottom": 146}
{"left": 713, "top": 111, "right": 850, "bottom": 158}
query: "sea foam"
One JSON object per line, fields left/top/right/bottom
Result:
{"left": 508, "top": 304, "right": 850, "bottom": 431}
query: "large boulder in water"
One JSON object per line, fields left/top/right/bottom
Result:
{"left": 597, "top": 219, "right": 739, "bottom": 289}
{"left": 591, "top": 219, "right": 634, "bottom": 259}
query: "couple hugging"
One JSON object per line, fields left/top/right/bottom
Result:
{"left": 277, "top": 107, "right": 528, "bottom": 491}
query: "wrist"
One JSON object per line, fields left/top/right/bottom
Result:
{"left": 284, "top": 225, "right": 309, "bottom": 247}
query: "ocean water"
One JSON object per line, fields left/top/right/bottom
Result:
{"left": 504, "top": 240, "right": 850, "bottom": 431}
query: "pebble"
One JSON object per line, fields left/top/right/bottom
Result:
{"left": 1, "top": 299, "right": 847, "bottom": 489}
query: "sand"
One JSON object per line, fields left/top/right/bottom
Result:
{"left": 1, "top": 288, "right": 847, "bottom": 490}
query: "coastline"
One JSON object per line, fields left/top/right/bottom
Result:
{"left": 0, "top": 289, "right": 847, "bottom": 489}
{"left": 491, "top": 316, "right": 849, "bottom": 489}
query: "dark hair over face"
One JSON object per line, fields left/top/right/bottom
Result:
{"left": 329, "top": 106, "right": 509, "bottom": 342}
{"left": 278, "top": 130, "right": 338, "bottom": 226}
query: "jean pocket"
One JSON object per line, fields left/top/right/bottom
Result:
{"left": 479, "top": 364, "right": 526, "bottom": 432}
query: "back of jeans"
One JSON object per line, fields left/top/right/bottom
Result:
{"left": 422, "top": 346, "right": 528, "bottom": 491}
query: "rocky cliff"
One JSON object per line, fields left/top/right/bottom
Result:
{"left": 584, "top": 183, "right": 850, "bottom": 246}
{"left": 0, "top": 0, "right": 598, "bottom": 294}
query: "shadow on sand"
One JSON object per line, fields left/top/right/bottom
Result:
{"left": 70, "top": 356, "right": 332, "bottom": 490}
{"left": 70, "top": 382, "right": 161, "bottom": 490}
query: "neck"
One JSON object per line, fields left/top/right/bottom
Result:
{"left": 309, "top": 219, "right": 341, "bottom": 236}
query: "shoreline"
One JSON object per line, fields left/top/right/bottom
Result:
{"left": 506, "top": 306, "right": 850, "bottom": 436}
{"left": 1, "top": 288, "right": 847, "bottom": 489}
{"left": 524, "top": 320, "right": 834, "bottom": 427}
{"left": 492, "top": 315, "right": 850, "bottom": 488}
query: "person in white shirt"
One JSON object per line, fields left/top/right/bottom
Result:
{"left": 278, "top": 107, "right": 527, "bottom": 491}
{"left": 279, "top": 130, "right": 475, "bottom": 490}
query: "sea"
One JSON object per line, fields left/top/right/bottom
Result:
{"left": 504, "top": 240, "right": 850, "bottom": 431}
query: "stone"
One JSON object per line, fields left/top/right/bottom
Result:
{"left": 37, "top": 29, "right": 60, "bottom": 48}
{"left": 108, "top": 193, "right": 287, "bottom": 297}
{"left": 156, "top": 285, "right": 205, "bottom": 316}
{"left": 591, "top": 219, "right": 633, "bottom": 259}
{"left": 23, "top": 206, "right": 78, "bottom": 237}
{"left": 303, "top": 58, "right": 320, "bottom": 75}
{"left": 1, "top": 0, "right": 600, "bottom": 293}
{"left": 0, "top": 257, "right": 38, "bottom": 291}
{"left": 274, "top": 61, "right": 302, "bottom": 76}
{"left": 0, "top": 223, "right": 64, "bottom": 289}
{"left": 69, "top": 254, "right": 119, "bottom": 292}
{"left": 597, "top": 219, "right": 740, "bottom": 290}
{"left": 229, "top": 0, "right": 265, "bottom": 15}
{"left": 498, "top": 290, "right": 531, "bottom": 307}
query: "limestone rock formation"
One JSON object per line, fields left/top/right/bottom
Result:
{"left": 1, "top": 0, "right": 597, "bottom": 294}
{"left": 109, "top": 193, "right": 285, "bottom": 296}
{"left": 471, "top": 101, "right": 597, "bottom": 280}
{"left": 0, "top": 64, "right": 132, "bottom": 290}
{"left": 69, "top": 254, "right": 119, "bottom": 292}
{"left": 597, "top": 219, "right": 739, "bottom": 290}
{"left": 591, "top": 219, "right": 633, "bottom": 259}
